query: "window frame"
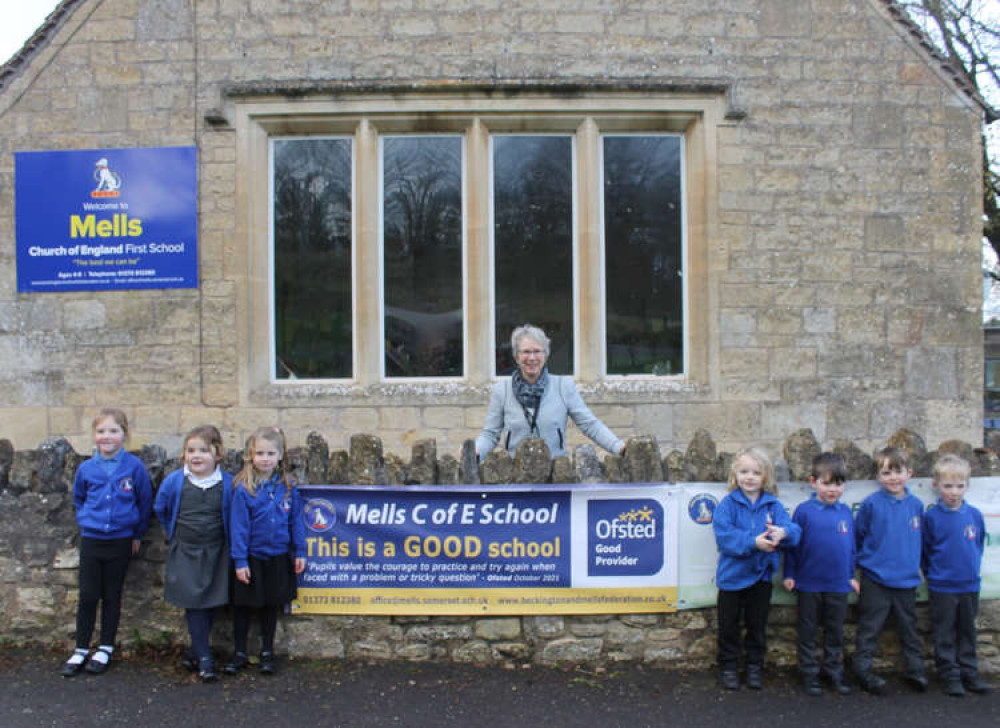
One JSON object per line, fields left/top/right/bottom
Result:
{"left": 234, "top": 91, "right": 722, "bottom": 405}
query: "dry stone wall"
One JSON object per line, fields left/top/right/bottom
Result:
{"left": 1, "top": 428, "right": 998, "bottom": 673}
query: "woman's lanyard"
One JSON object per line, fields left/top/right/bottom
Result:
{"left": 519, "top": 400, "right": 540, "bottom": 436}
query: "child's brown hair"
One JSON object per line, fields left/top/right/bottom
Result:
{"left": 183, "top": 425, "right": 224, "bottom": 461}
{"left": 234, "top": 426, "right": 294, "bottom": 495}
{"left": 93, "top": 407, "right": 129, "bottom": 438}
{"left": 811, "top": 452, "right": 847, "bottom": 484}
{"left": 727, "top": 447, "right": 778, "bottom": 495}
{"left": 874, "top": 446, "right": 909, "bottom": 473}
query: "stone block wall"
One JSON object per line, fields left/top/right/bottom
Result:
{"left": 1, "top": 427, "right": 998, "bottom": 674}
{"left": 0, "top": 0, "right": 988, "bottom": 462}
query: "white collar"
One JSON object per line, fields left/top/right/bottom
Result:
{"left": 184, "top": 465, "right": 223, "bottom": 489}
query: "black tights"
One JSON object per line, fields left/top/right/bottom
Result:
{"left": 76, "top": 537, "right": 132, "bottom": 648}
{"left": 233, "top": 605, "right": 279, "bottom": 654}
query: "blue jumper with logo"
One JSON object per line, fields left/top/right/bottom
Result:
{"left": 713, "top": 489, "right": 801, "bottom": 591}
{"left": 783, "top": 495, "right": 856, "bottom": 593}
{"left": 73, "top": 451, "right": 153, "bottom": 540}
{"left": 230, "top": 478, "right": 306, "bottom": 570}
{"left": 855, "top": 487, "right": 924, "bottom": 589}
{"left": 922, "top": 501, "right": 985, "bottom": 593}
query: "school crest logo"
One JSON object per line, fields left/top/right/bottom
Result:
{"left": 687, "top": 494, "right": 717, "bottom": 525}
{"left": 964, "top": 524, "right": 977, "bottom": 541}
{"left": 304, "top": 499, "right": 337, "bottom": 533}
{"left": 909, "top": 515, "right": 921, "bottom": 531}
{"left": 117, "top": 477, "right": 134, "bottom": 493}
{"left": 837, "top": 519, "right": 850, "bottom": 534}
{"left": 92, "top": 158, "right": 122, "bottom": 198}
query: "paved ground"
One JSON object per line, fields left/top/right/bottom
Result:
{"left": 2, "top": 648, "right": 998, "bottom": 728}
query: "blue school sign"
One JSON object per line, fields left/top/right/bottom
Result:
{"left": 15, "top": 147, "right": 198, "bottom": 292}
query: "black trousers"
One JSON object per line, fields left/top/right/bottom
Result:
{"left": 717, "top": 581, "right": 772, "bottom": 671}
{"left": 76, "top": 537, "right": 132, "bottom": 649}
{"left": 852, "top": 574, "right": 924, "bottom": 677}
{"left": 928, "top": 590, "right": 979, "bottom": 681}
{"left": 795, "top": 591, "right": 848, "bottom": 678}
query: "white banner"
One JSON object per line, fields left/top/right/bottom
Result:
{"left": 676, "top": 478, "right": 1000, "bottom": 609}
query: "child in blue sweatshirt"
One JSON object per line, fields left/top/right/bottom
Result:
{"left": 61, "top": 408, "right": 152, "bottom": 677}
{"left": 713, "top": 447, "right": 801, "bottom": 691}
{"left": 227, "top": 426, "right": 306, "bottom": 676}
{"left": 783, "top": 453, "right": 858, "bottom": 696}
{"left": 922, "top": 454, "right": 989, "bottom": 696}
{"left": 852, "top": 447, "right": 927, "bottom": 694}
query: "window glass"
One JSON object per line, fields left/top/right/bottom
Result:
{"left": 603, "top": 135, "right": 684, "bottom": 375}
{"left": 382, "top": 136, "right": 464, "bottom": 377}
{"left": 492, "top": 135, "right": 574, "bottom": 375}
{"left": 272, "top": 138, "right": 353, "bottom": 379}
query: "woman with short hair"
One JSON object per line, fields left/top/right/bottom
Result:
{"left": 475, "top": 324, "right": 626, "bottom": 461}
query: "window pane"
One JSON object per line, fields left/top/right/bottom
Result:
{"left": 604, "top": 135, "right": 683, "bottom": 375}
{"left": 493, "top": 135, "right": 574, "bottom": 375}
{"left": 273, "top": 138, "right": 352, "bottom": 379}
{"left": 382, "top": 137, "right": 464, "bottom": 377}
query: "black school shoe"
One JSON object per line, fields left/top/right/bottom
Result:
{"left": 259, "top": 651, "right": 275, "bottom": 675}
{"left": 904, "top": 672, "right": 929, "bottom": 692}
{"left": 856, "top": 672, "right": 886, "bottom": 695}
{"left": 803, "top": 675, "right": 822, "bottom": 696}
{"left": 943, "top": 679, "right": 965, "bottom": 697}
{"left": 962, "top": 676, "right": 990, "bottom": 694}
{"left": 199, "top": 657, "right": 218, "bottom": 683}
{"left": 824, "top": 674, "right": 852, "bottom": 695}
{"left": 84, "top": 647, "right": 113, "bottom": 675}
{"left": 745, "top": 664, "right": 763, "bottom": 690}
{"left": 719, "top": 669, "right": 740, "bottom": 691}
{"left": 60, "top": 651, "right": 88, "bottom": 677}
{"left": 223, "top": 652, "right": 248, "bottom": 675}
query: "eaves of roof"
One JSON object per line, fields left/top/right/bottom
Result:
{"left": 0, "top": 0, "right": 993, "bottom": 122}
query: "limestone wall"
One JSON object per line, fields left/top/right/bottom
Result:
{"left": 0, "top": 0, "right": 987, "bottom": 461}
{"left": 1, "top": 428, "right": 998, "bottom": 673}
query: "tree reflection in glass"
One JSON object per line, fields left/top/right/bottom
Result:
{"left": 273, "top": 138, "right": 353, "bottom": 379}
{"left": 604, "top": 135, "right": 683, "bottom": 375}
{"left": 493, "top": 135, "right": 574, "bottom": 375}
{"left": 382, "top": 136, "right": 464, "bottom": 377}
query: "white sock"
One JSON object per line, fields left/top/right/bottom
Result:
{"left": 91, "top": 645, "right": 114, "bottom": 664}
{"left": 66, "top": 648, "right": 88, "bottom": 665}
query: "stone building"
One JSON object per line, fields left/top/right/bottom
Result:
{"left": 0, "top": 0, "right": 989, "bottom": 459}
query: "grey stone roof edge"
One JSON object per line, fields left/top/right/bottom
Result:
{"left": 0, "top": 0, "right": 991, "bottom": 121}
{"left": 0, "top": 0, "right": 80, "bottom": 91}
{"left": 876, "top": 0, "right": 995, "bottom": 122}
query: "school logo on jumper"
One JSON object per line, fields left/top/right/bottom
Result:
{"left": 964, "top": 524, "right": 978, "bottom": 541}
{"left": 910, "top": 515, "right": 921, "bottom": 531}
{"left": 117, "top": 477, "right": 133, "bottom": 493}
{"left": 838, "top": 519, "right": 850, "bottom": 534}
{"left": 687, "top": 494, "right": 717, "bottom": 525}
{"left": 92, "top": 158, "right": 122, "bottom": 198}
{"left": 587, "top": 499, "right": 664, "bottom": 576}
{"left": 304, "top": 498, "right": 337, "bottom": 533}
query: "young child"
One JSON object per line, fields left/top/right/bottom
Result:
{"left": 783, "top": 453, "right": 858, "bottom": 696}
{"left": 61, "top": 408, "right": 153, "bottom": 677}
{"left": 852, "top": 446, "right": 927, "bottom": 694}
{"left": 713, "top": 447, "right": 801, "bottom": 691}
{"left": 154, "top": 425, "right": 233, "bottom": 682}
{"left": 227, "top": 427, "right": 306, "bottom": 675}
{"left": 922, "top": 454, "right": 989, "bottom": 696}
